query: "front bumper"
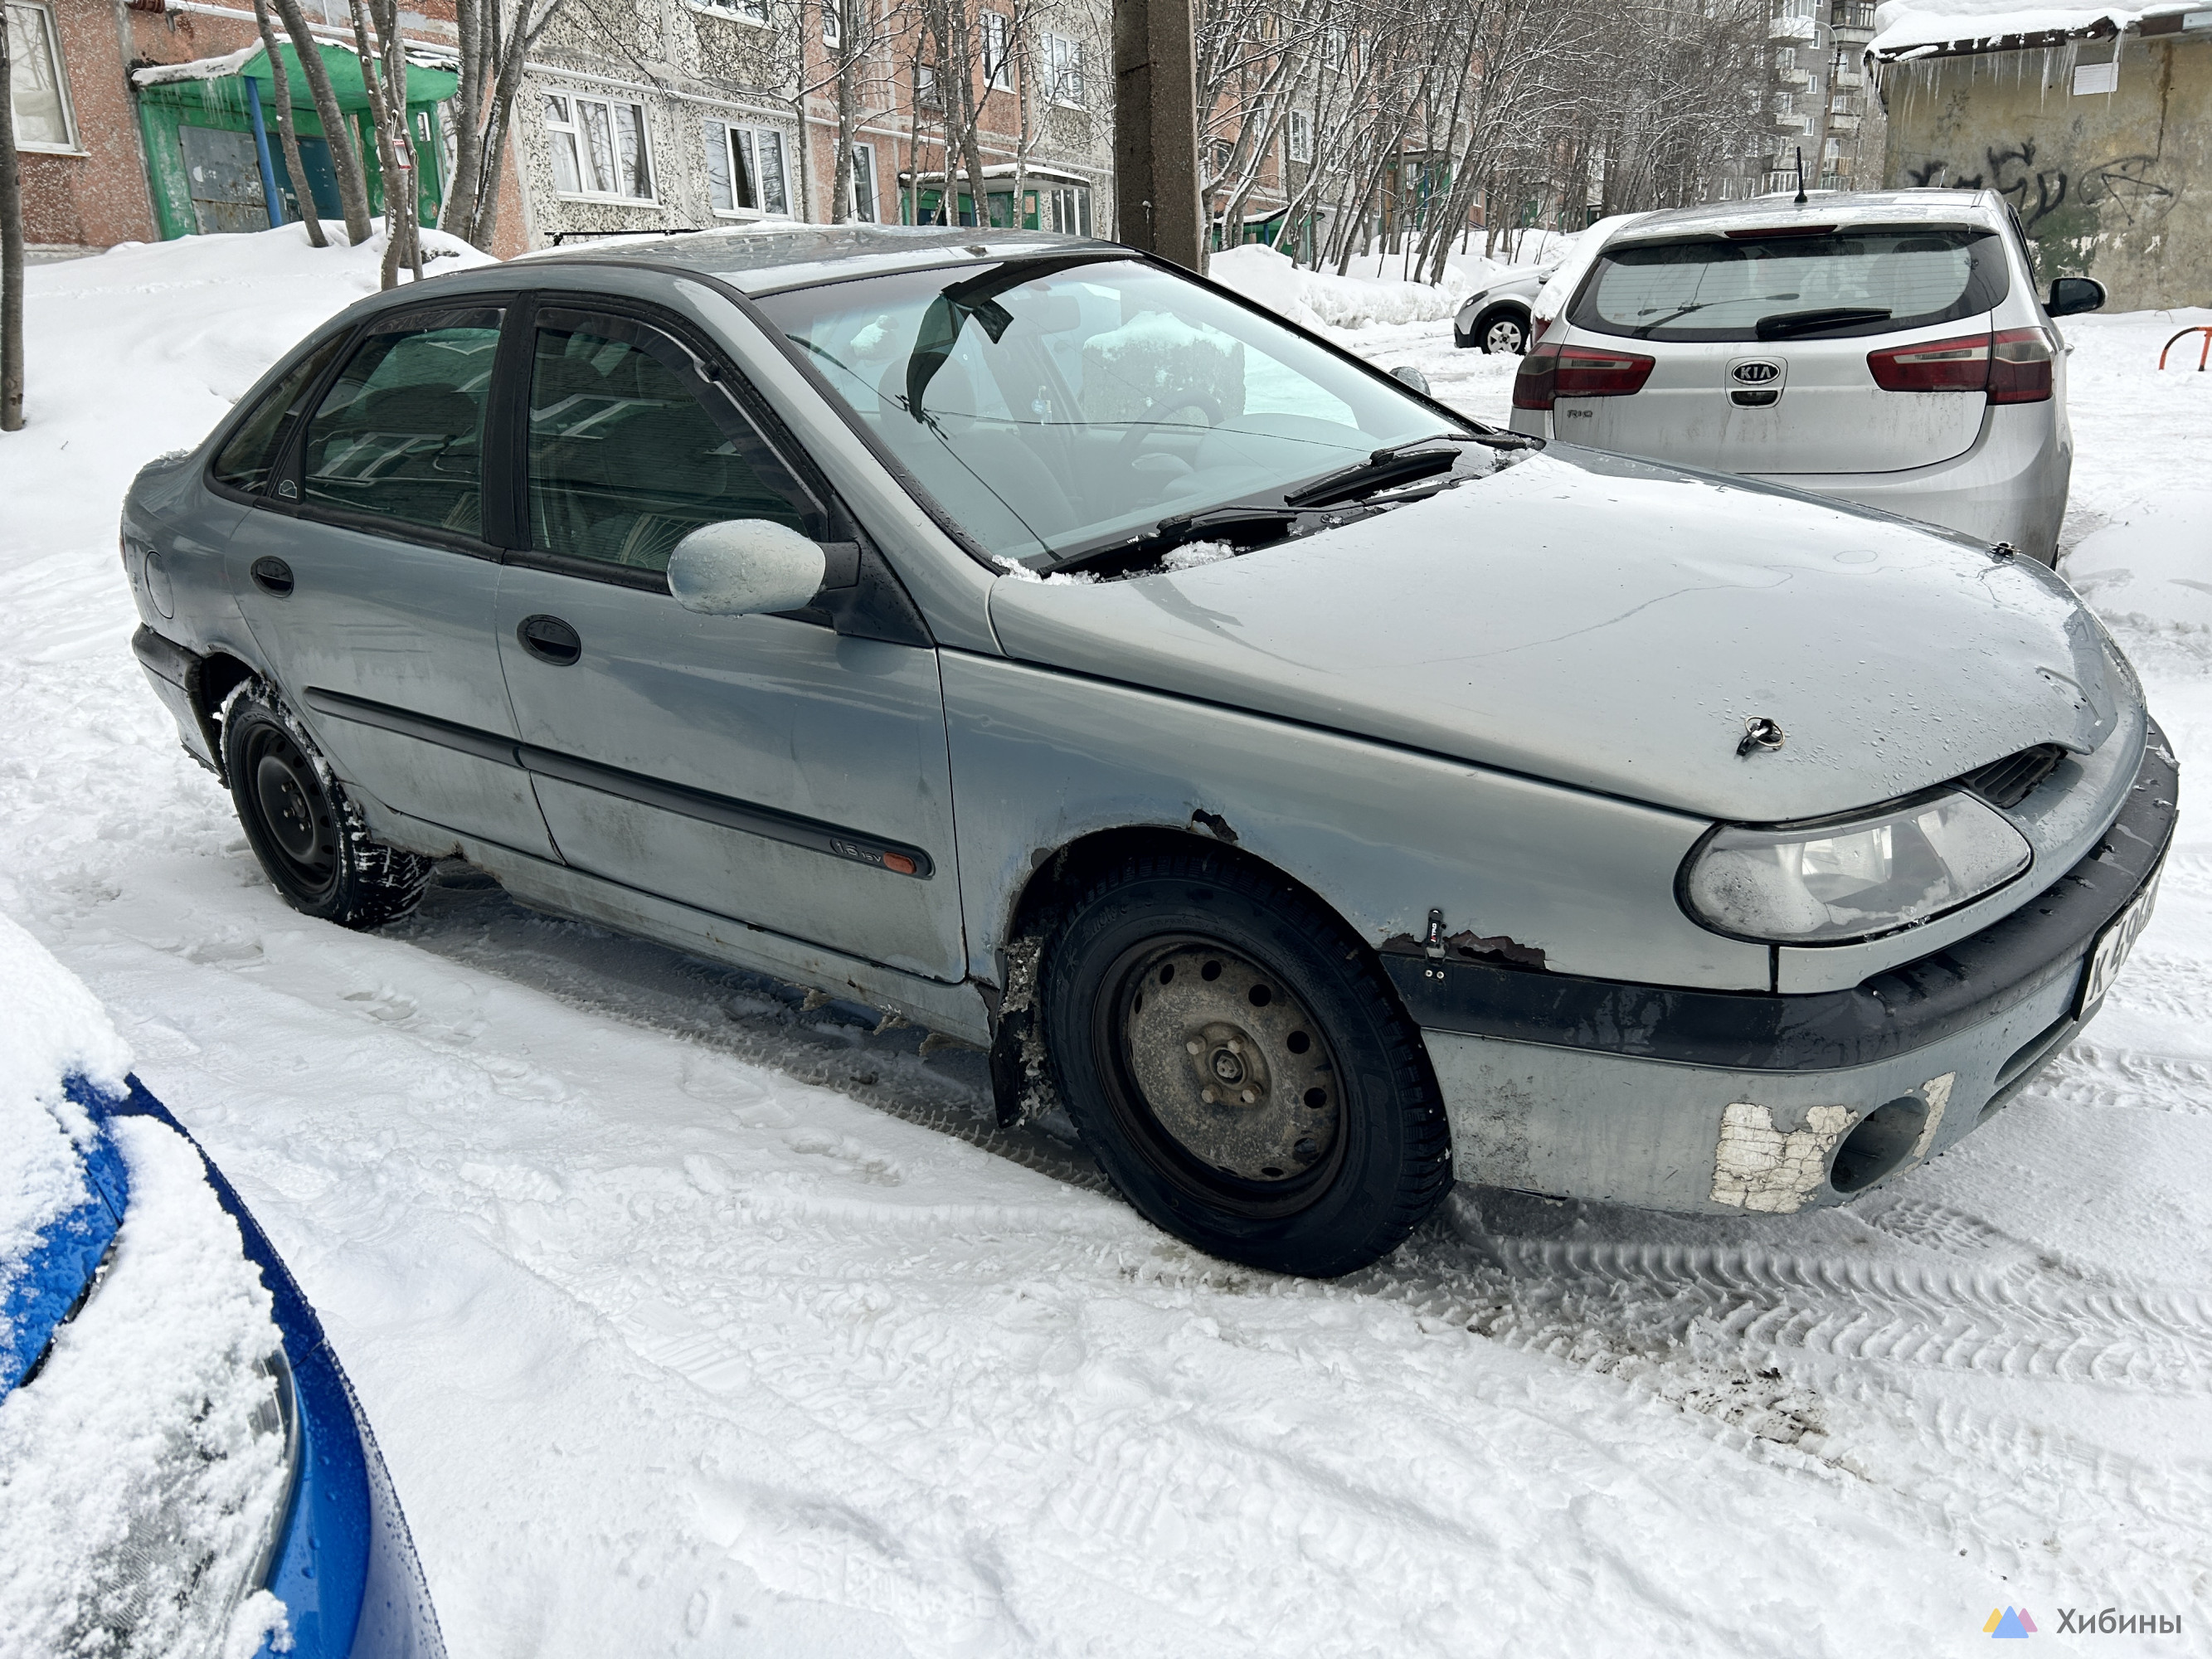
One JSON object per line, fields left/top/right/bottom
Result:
{"left": 1388, "top": 723, "right": 2176, "bottom": 1214}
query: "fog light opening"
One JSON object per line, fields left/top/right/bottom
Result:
{"left": 1828, "top": 1096, "right": 1930, "bottom": 1194}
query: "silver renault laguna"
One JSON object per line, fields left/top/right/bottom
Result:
{"left": 122, "top": 226, "right": 2170, "bottom": 1277}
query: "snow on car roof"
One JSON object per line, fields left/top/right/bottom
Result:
{"left": 1602, "top": 190, "right": 2005, "bottom": 245}
{"left": 527, "top": 223, "right": 1124, "bottom": 294}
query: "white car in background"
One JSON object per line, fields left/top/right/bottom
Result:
{"left": 1452, "top": 264, "right": 1554, "bottom": 354}
{"left": 1506, "top": 191, "right": 2106, "bottom": 563}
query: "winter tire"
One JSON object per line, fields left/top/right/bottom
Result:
{"left": 1476, "top": 309, "right": 1529, "bottom": 355}
{"left": 222, "top": 681, "right": 431, "bottom": 929}
{"left": 1041, "top": 849, "right": 1452, "bottom": 1277}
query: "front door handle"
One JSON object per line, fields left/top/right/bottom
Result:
{"left": 250, "top": 556, "right": 294, "bottom": 596}
{"left": 518, "top": 613, "right": 581, "bottom": 666}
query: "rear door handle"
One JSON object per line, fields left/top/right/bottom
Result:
{"left": 517, "top": 613, "right": 581, "bottom": 666}
{"left": 250, "top": 556, "right": 294, "bottom": 596}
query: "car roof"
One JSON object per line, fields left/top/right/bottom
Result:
{"left": 1603, "top": 189, "right": 2005, "bottom": 246}
{"left": 513, "top": 223, "right": 1126, "bottom": 294}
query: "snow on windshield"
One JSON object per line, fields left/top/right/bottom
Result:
{"left": 0, "top": 917, "right": 292, "bottom": 1659}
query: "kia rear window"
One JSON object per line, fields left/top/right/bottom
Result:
{"left": 1568, "top": 227, "right": 2009, "bottom": 343}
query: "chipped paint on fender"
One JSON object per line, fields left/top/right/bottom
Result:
{"left": 1709, "top": 1102, "right": 1855, "bottom": 1213}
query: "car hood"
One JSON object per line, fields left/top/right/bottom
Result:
{"left": 985, "top": 446, "right": 2129, "bottom": 823}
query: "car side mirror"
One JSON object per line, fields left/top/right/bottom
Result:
{"left": 2047, "top": 275, "right": 2106, "bottom": 317}
{"left": 1390, "top": 365, "right": 1432, "bottom": 396}
{"left": 667, "top": 520, "right": 828, "bottom": 615}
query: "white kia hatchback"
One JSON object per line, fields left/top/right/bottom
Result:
{"left": 1507, "top": 191, "right": 2106, "bottom": 563}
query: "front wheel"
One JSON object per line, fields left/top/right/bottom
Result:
{"left": 1041, "top": 851, "right": 1452, "bottom": 1277}
{"left": 222, "top": 682, "right": 431, "bottom": 929}
{"left": 1478, "top": 309, "right": 1529, "bottom": 355}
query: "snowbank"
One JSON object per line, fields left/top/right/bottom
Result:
{"left": 2, "top": 221, "right": 494, "bottom": 577}
{"left": 1209, "top": 245, "right": 1471, "bottom": 330}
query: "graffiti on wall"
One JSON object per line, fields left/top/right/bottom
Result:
{"left": 1903, "top": 139, "right": 2175, "bottom": 275}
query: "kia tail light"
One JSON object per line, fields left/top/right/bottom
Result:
{"left": 1867, "top": 328, "right": 2052, "bottom": 402}
{"left": 1513, "top": 343, "right": 1655, "bottom": 410}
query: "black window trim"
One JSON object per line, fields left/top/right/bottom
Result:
{"left": 255, "top": 294, "right": 520, "bottom": 561}
{"left": 204, "top": 325, "right": 360, "bottom": 509}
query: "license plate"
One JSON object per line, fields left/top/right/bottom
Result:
{"left": 2078, "top": 864, "right": 2162, "bottom": 1015}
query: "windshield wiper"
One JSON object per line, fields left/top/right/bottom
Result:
{"left": 1755, "top": 306, "right": 1891, "bottom": 341}
{"left": 1280, "top": 437, "right": 1468, "bottom": 510}
{"left": 1628, "top": 301, "right": 1712, "bottom": 337}
{"left": 1036, "top": 505, "right": 1306, "bottom": 577}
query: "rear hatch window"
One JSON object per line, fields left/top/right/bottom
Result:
{"left": 1568, "top": 226, "right": 2010, "bottom": 344}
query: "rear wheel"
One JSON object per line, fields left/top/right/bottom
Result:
{"left": 1041, "top": 850, "right": 1452, "bottom": 1277}
{"left": 222, "top": 683, "right": 430, "bottom": 929}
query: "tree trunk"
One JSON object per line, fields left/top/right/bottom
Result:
{"left": 273, "top": 0, "right": 373, "bottom": 244}
{"left": 439, "top": 0, "right": 484, "bottom": 239}
{"left": 376, "top": 0, "right": 419, "bottom": 276}
{"left": 1, "top": 12, "right": 23, "bottom": 431}
{"left": 253, "top": 0, "right": 327, "bottom": 246}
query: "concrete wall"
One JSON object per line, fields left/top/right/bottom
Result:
{"left": 1879, "top": 27, "right": 2211, "bottom": 309}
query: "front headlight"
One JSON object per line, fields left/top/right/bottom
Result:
{"left": 1680, "top": 791, "right": 2032, "bottom": 945}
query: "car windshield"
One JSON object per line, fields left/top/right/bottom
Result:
{"left": 1568, "top": 226, "right": 2009, "bottom": 343}
{"left": 755, "top": 257, "right": 1462, "bottom": 569}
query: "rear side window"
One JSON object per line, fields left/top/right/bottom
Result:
{"left": 526, "top": 309, "right": 819, "bottom": 572}
{"left": 1569, "top": 227, "right": 2010, "bottom": 343}
{"left": 211, "top": 333, "right": 348, "bottom": 494}
{"left": 299, "top": 307, "right": 504, "bottom": 536}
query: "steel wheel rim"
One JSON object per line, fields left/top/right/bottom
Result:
{"left": 245, "top": 726, "right": 339, "bottom": 898}
{"left": 1096, "top": 935, "right": 1347, "bottom": 1216}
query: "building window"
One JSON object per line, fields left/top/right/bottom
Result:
{"left": 916, "top": 59, "right": 939, "bottom": 106}
{"left": 848, "top": 142, "right": 878, "bottom": 221}
{"left": 1287, "top": 109, "right": 1311, "bottom": 163}
{"left": 545, "top": 92, "right": 654, "bottom": 201}
{"left": 982, "top": 12, "right": 1012, "bottom": 90}
{"left": 1044, "top": 34, "right": 1083, "bottom": 107}
{"left": 7, "top": 1, "right": 76, "bottom": 152}
{"left": 822, "top": 0, "right": 840, "bottom": 45}
{"left": 698, "top": 0, "right": 770, "bottom": 22}
{"left": 1045, "top": 182, "right": 1089, "bottom": 235}
{"left": 705, "top": 119, "right": 790, "bottom": 217}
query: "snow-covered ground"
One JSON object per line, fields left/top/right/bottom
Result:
{"left": 2, "top": 225, "right": 2209, "bottom": 1657}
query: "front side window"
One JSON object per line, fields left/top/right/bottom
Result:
{"left": 7, "top": 1, "right": 75, "bottom": 150}
{"left": 527, "top": 310, "right": 819, "bottom": 572}
{"left": 544, "top": 92, "right": 654, "bottom": 201}
{"left": 1569, "top": 226, "right": 2010, "bottom": 343}
{"left": 756, "top": 257, "right": 1453, "bottom": 568}
{"left": 705, "top": 120, "right": 790, "bottom": 216}
{"left": 212, "top": 332, "right": 349, "bottom": 494}
{"left": 299, "top": 309, "right": 503, "bottom": 535}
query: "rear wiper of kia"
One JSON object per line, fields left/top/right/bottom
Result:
{"left": 1280, "top": 438, "right": 1469, "bottom": 510}
{"left": 1755, "top": 306, "right": 1891, "bottom": 340}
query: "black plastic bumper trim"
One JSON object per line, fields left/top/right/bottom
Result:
{"left": 130, "top": 622, "right": 197, "bottom": 688}
{"left": 1387, "top": 719, "right": 2176, "bottom": 1073}
{"left": 302, "top": 686, "right": 935, "bottom": 878}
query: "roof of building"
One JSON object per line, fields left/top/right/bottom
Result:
{"left": 516, "top": 223, "right": 1124, "bottom": 293}
{"left": 1868, "top": 0, "right": 2205, "bottom": 61}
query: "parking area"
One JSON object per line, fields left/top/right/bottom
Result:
{"left": 2, "top": 231, "right": 2208, "bottom": 1657}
